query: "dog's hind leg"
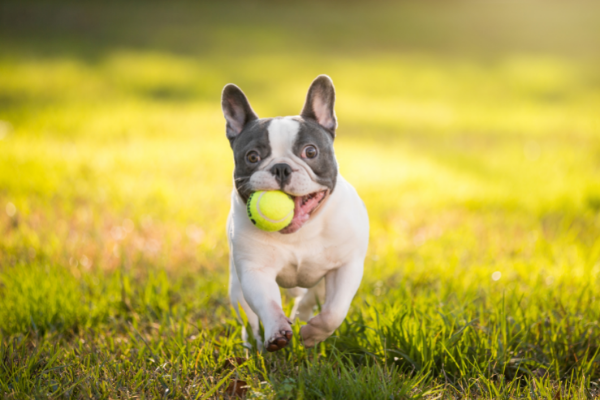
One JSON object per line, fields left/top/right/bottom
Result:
{"left": 290, "top": 280, "right": 325, "bottom": 322}
{"left": 229, "top": 261, "right": 262, "bottom": 350}
{"left": 288, "top": 287, "right": 307, "bottom": 321}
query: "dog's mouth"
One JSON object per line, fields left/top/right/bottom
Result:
{"left": 280, "top": 190, "right": 329, "bottom": 234}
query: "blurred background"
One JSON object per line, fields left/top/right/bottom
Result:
{"left": 1, "top": 0, "right": 600, "bottom": 396}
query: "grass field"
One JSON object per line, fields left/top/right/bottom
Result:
{"left": 1, "top": 1, "right": 600, "bottom": 398}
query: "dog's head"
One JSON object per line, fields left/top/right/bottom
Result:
{"left": 222, "top": 75, "right": 339, "bottom": 234}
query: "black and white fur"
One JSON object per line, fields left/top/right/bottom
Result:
{"left": 223, "top": 75, "right": 369, "bottom": 351}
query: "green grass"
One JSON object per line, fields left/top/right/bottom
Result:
{"left": 1, "top": 0, "right": 600, "bottom": 398}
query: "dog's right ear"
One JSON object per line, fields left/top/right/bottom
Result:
{"left": 222, "top": 84, "right": 259, "bottom": 142}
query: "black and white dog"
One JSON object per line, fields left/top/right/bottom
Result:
{"left": 222, "top": 75, "right": 369, "bottom": 352}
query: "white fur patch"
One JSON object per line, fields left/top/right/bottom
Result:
{"left": 268, "top": 118, "right": 300, "bottom": 158}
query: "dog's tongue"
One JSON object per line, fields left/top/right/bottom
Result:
{"left": 279, "top": 191, "right": 325, "bottom": 234}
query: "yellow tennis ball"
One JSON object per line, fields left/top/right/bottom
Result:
{"left": 247, "top": 190, "right": 295, "bottom": 232}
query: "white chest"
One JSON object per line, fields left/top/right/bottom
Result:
{"left": 274, "top": 245, "right": 339, "bottom": 288}
{"left": 273, "top": 229, "right": 361, "bottom": 288}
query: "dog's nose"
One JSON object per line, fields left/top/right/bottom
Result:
{"left": 270, "top": 163, "right": 292, "bottom": 187}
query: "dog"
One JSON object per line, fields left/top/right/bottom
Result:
{"left": 222, "top": 75, "right": 369, "bottom": 351}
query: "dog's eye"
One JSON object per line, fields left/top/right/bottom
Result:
{"left": 246, "top": 151, "right": 261, "bottom": 164}
{"left": 302, "top": 145, "right": 318, "bottom": 159}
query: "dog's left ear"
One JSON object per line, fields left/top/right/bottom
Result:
{"left": 222, "top": 84, "right": 259, "bottom": 143}
{"left": 301, "top": 75, "right": 337, "bottom": 137}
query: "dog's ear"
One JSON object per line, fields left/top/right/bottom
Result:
{"left": 301, "top": 75, "right": 337, "bottom": 137}
{"left": 222, "top": 84, "right": 259, "bottom": 142}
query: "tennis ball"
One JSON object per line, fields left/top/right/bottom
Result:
{"left": 247, "top": 190, "right": 295, "bottom": 232}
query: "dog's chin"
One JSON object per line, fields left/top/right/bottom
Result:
{"left": 279, "top": 190, "right": 329, "bottom": 234}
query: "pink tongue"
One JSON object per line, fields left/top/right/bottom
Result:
{"left": 279, "top": 192, "right": 325, "bottom": 234}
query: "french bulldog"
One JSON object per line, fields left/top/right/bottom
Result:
{"left": 222, "top": 75, "right": 369, "bottom": 351}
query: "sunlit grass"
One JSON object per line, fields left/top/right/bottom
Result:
{"left": 1, "top": 0, "right": 600, "bottom": 398}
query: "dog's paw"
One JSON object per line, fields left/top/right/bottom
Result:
{"left": 300, "top": 324, "right": 327, "bottom": 348}
{"left": 265, "top": 330, "right": 293, "bottom": 352}
{"left": 300, "top": 313, "right": 339, "bottom": 348}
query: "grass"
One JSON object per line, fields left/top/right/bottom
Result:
{"left": 1, "top": 0, "right": 600, "bottom": 398}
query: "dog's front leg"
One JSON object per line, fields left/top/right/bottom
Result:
{"left": 300, "top": 260, "right": 363, "bottom": 347}
{"left": 238, "top": 267, "right": 293, "bottom": 352}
